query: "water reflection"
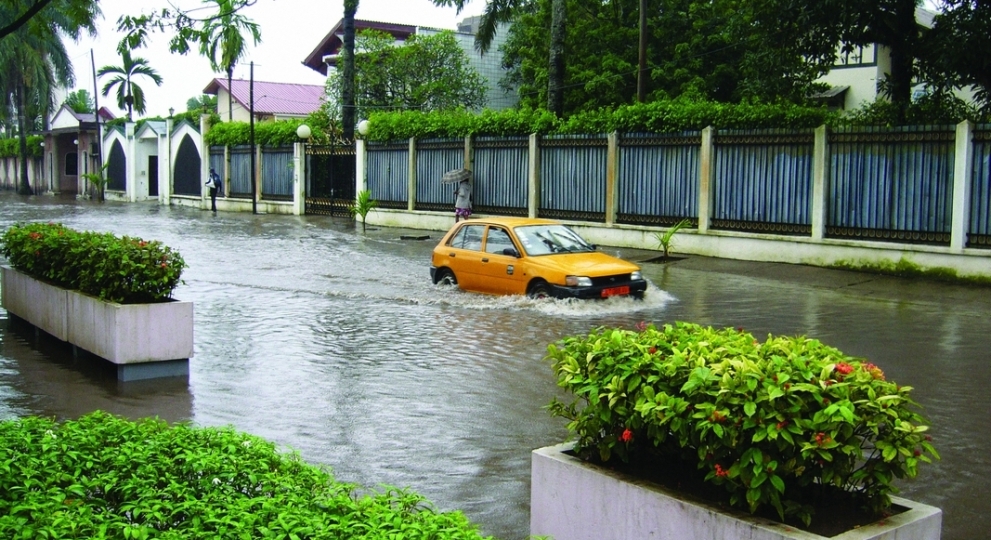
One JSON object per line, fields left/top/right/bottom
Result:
{"left": 0, "top": 194, "right": 989, "bottom": 540}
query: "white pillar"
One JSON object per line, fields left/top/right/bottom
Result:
{"left": 950, "top": 120, "right": 974, "bottom": 251}
{"left": 125, "top": 122, "right": 137, "bottom": 202}
{"left": 528, "top": 133, "right": 540, "bottom": 218}
{"left": 355, "top": 138, "right": 367, "bottom": 193}
{"left": 811, "top": 125, "right": 828, "bottom": 240}
{"left": 292, "top": 142, "right": 305, "bottom": 216}
{"left": 163, "top": 117, "right": 173, "bottom": 206}
{"left": 697, "top": 126, "right": 715, "bottom": 234}
{"left": 605, "top": 131, "right": 619, "bottom": 226}
{"left": 408, "top": 137, "right": 417, "bottom": 211}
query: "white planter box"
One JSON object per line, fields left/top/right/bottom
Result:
{"left": 1, "top": 266, "right": 193, "bottom": 381}
{"left": 531, "top": 443, "right": 942, "bottom": 540}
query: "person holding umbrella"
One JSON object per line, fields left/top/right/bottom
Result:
{"left": 454, "top": 178, "right": 472, "bottom": 222}
{"left": 443, "top": 168, "right": 473, "bottom": 222}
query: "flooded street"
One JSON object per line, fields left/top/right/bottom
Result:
{"left": 1, "top": 193, "right": 989, "bottom": 540}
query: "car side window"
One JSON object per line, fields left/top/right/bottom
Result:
{"left": 485, "top": 227, "right": 515, "bottom": 255}
{"left": 450, "top": 225, "right": 484, "bottom": 251}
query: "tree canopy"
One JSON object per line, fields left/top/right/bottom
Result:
{"left": 324, "top": 30, "right": 487, "bottom": 121}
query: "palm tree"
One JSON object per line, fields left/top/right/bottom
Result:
{"left": 341, "top": 0, "right": 358, "bottom": 140}
{"left": 0, "top": 0, "right": 96, "bottom": 194}
{"left": 98, "top": 49, "right": 163, "bottom": 121}
{"left": 198, "top": 0, "right": 261, "bottom": 122}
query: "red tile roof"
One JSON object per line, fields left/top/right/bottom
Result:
{"left": 203, "top": 79, "right": 325, "bottom": 116}
{"left": 302, "top": 19, "right": 417, "bottom": 75}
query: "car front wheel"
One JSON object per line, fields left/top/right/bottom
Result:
{"left": 527, "top": 281, "right": 552, "bottom": 299}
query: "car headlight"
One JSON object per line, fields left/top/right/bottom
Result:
{"left": 631, "top": 271, "right": 643, "bottom": 281}
{"left": 566, "top": 275, "right": 593, "bottom": 287}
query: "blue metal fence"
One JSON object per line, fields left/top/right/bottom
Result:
{"left": 367, "top": 142, "right": 409, "bottom": 208}
{"left": 360, "top": 126, "right": 984, "bottom": 248}
{"left": 828, "top": 126, "right": 955, "bottom": 244}
{"left": 712, "top": 130, "right": 815, "bottom": 234}
{"left": 473, "top": 136, "right": 528, "bottom": 215}
{"left": 970, "top": 126, "right": 991, "bottom": 248}
{"left": 618, "top": 132, "right": 700, "bottom": 225}
{"left": 415, "top": 139, "right": 463, "bottom": 210}
{"left": 229, "top": 146, "right": 253, "bottom": 198}
{"left": 261, "top": 147, "right": 293, "bottom": 199}
{"left": 539, "top": 134, "right": 608, "bottom": 220}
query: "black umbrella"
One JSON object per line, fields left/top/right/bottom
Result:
{"left": 441, "top": 168, "right": 473, "bottom": 184}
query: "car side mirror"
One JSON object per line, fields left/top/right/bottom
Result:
{"left": 502, "top": 247, "right": 520, "bottom": 258}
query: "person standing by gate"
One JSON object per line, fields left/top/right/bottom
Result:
{"left": 206, "top": 168, "right": 222, "bottom": 212}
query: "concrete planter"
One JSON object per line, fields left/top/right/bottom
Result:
{"left": 1, "top": 266, "right": 193, "bottom": 381}
{"left": 531, "top": 443, "right": 942, "bottom": 540}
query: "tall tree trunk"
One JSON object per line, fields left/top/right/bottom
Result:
{"left": 15, "top": 85, "right": 33, "bottom": 195}
{"left": 886, "top": 0, "right": 918, "bottom": 123}
{"left": 547, "top": 0, "right": 566, "bottom": 116}
{"left": 342, "top": 0, "right": 358, "bottom": 141}
{"left": 637, "top": 0, "right": 647, "bottom": 103}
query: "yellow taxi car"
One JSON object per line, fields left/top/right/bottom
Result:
{"left": 430, "top": 217, "right": 647, "bottom": 299}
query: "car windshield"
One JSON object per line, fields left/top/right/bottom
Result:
{"left": 513, "top": 224, "right": 596, "bottom": 256}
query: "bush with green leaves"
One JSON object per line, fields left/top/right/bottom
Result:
{"left": 0, "top": 411, "right": 491, "bottom": 540}
{"left": 362, "top": 101, "right": 839, "bottom": 141}
{"left": 0, "top": 135, "right": 44, "bottom": 159}
{"left": 0, "top": 222, "right": 185, "bottom": 304}
{"left": 546, "top": 321, "right": 938, "bottom": 526}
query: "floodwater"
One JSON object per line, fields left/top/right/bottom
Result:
{"left": 0, "top": 193, "right": 989, "bottom": 540}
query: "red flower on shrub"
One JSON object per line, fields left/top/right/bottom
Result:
{"left": 28, "top": 232, "right": 41, "bottom": 240}
{"left": 835, "top": 362, "right": 853, "bottom": 376}
{"left": 714, "top": 464, "right": 728, "bottom": 477}
{"left": 635, "top": 321, "right": 648, "bottom": 332}
{"left": 648, "top": 347, "right": 657, "bottom": 354}
{"left": 161, "top": 262, "right": 167, "bottom": 268}
{"left": 864, "top": 362, "right": 886, "bottom": 380}
{"left": 620, "top": 429, "right": 633, "bottom": 443}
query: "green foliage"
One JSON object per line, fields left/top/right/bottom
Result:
{"left": 363, "top": 101, "right": 837, "bottom": 141}
{"left": 62, "top": 88, "right": 95, "bottom": 113}
{"left": 205, "top": 115, "right": 335, "bottom": 147}
{"left": 0, "top": 222, "right": 186, "bottom": 304}
{"left": 0, "top": 411, "right": 491, "bottom": 540}
{"left": 324, "top": 30, "right": 486, "bottom": 122}
{"left": 843, "top": 93, "right": 990, "bottom": 126}
{"left": 349, "top": 190, "right": 379, "bottom": 233}
{"left": 80, "top": 162, "right": 109, "bottom": 201}
{"left": 546, "top": 322, "right": 939, "bottom": 526}
{"left": 0, "top": 136, "right": 43, "bottom": 158}
{"left": 652, "top": 218, "right": 692, "bottom": 258}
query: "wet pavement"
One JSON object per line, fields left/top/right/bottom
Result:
{"left": 1, "top": 193, "right": 989, "bottom": 540}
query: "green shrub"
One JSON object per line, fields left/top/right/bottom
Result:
{"left": 362, "top": 100, "right": 839, "bottom": 141}
{"left": 546, "top": 322, "right": 938, "bottom": 526}
{"left": 0, "top": 222, "right": 186, "bottom": 304}
{"left": 0, "top": 411, "right": 491, "bottom": 540}
{"left": 0, "top": 135, "right": 44, "bottom": 159}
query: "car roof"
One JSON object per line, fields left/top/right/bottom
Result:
{"left": 461, "top": 217, "right": 562, "bottom": 228}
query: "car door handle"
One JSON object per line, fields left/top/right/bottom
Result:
{"left": 449, "top": 253, "right": 456, "bottom": 257}
{"left": 481, "top": 258, "right": 489, "bottom": 263}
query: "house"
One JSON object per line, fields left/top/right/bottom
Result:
{"left": 814, "top": 6, "right": 977, "bottom": 111}
{"left": 302, "top": 17, "right": 518, "bottom": 112}
{"left": 203, "top": 78, "right": 326, "bottom": 123}
{"left": 42, "top": 105, "right": 116, "bottom": 196}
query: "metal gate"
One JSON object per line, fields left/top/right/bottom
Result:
{"left": 304, "top": 144, "right": 356, "bottom": 215}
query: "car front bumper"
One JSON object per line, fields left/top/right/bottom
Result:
{"left": 547, "top": 279, "right": 648, "bottom": 300}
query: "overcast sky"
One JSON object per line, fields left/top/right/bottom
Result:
{"left": 62, "top": 0, "right": 487, "bottom": 119}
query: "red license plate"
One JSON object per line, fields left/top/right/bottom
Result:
{"left": 601, "top": 286, "right": 629, "bottom": 298}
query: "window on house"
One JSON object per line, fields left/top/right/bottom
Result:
{"left": 64, "top": 153, "right": 78, "bottom": 176}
